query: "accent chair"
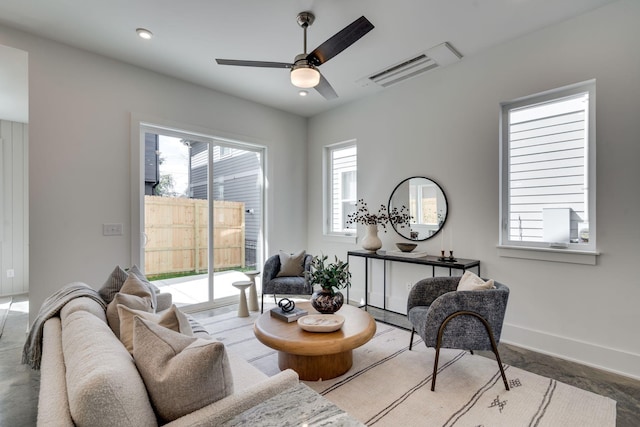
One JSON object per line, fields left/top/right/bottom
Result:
{"left": 261, "top": 251, "right": 313, "bottom": 313}
{"left": 407, "top": 275, "right": 510, "bottom": 391}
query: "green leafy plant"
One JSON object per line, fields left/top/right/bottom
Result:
{"left": 306, "top": 255, "right": 351, "bottom": 293}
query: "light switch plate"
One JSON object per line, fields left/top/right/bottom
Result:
{"left": 103, "top": 223, "right": 123, "bottom": 236}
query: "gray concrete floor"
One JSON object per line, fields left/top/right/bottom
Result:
{"left": 1, "top": 296, "right": 638, "bottom": 426}
{"left": 0, "top": 295, "right": 39, "bottom": 427}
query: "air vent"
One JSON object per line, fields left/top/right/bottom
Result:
{"left": 369, "top": 55, "right": 438, "bottom": 87}
{"left": 363, "top": 42, "right": 462, "bottom": 88}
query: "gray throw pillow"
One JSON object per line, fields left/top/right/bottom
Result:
{"left": 276, "top": 250, "right": 306, "bottom": 277}
{"left": 99, "top": 265, "right": 158, "bottom": 309}
{"left": 132, "top": 317, "right": 234, "bottom": 423}
{"left": 98, "top": 265, "right": 128, "bottom": 303}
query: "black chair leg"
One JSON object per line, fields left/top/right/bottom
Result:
{"left": 431, "top": 310, "right": 510, "bottom": 392}
{"left": 488, "top": 333, "right": 510, "bottom": 391}
{"left": 261, "top": 294, "right": 264, "bottom": 313}
{"left": 431, "top": 344, "right": 441, "bottom": 392}
{"left": 409, "top": 328, "right": 416, "bottom": 350}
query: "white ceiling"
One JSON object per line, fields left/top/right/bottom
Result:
{"left": 0, "top": 0, "right": 617, "bottom": 119}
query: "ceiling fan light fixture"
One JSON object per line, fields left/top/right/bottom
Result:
{"left": 291, "top": 65, "right": 320, "bottom": 88}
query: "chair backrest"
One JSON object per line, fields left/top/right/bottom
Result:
{"left": 436, "top": 282, "right": 509, "bottom": 350}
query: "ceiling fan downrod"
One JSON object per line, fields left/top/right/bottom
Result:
{"left": 297, "top": 11, "right": 315, "bottom": 55}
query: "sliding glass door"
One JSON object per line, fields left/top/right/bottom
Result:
{"left": 137, "top": 124, "right": 263, "bottom": 310}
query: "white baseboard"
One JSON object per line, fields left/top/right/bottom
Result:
{"left": 502, "top": 322, "right": 640, "bottom": 381}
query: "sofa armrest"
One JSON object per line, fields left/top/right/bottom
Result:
{"left": 164, "top": 369, "right": 299, "bottom": 427}
{"left": 37, "top": 318, "right": 75, "bottom": 427}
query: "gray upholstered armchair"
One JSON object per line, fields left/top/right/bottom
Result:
{"left": 407, "top": 276, "right": 510, "bottom": 391}
{"left": 261, "top": 252, "right": 313, "bottom": 313}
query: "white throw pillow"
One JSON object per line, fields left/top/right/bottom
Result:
{"left": 457, "top": 271, "right": 495, "bottom": 291}
{"left": 132, "top": 317, "right": 234, "bottom": 423}
{"left": 117, "top": 304, "right": 193, "bottom": 353}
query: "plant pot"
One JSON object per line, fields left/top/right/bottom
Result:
{"left": 310, "top": 289, "right": 344, "bottom": 314}
{"left": 361, "top": 224, "right": 382, "bottom": 252}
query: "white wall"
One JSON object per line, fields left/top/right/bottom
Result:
{"left": 0, "top": 25, "right": 308, "bottom": 324}
{"left": 307, "top": 0, "right": 640, "bottom": 379}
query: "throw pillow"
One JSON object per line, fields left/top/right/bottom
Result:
{"left": 276, "top": 250, "right": 306, "bottom": 277}
{"left": 132, "top": 317, "right": 234, "bottom": 423}
{"left": 98, "top": 265, "right": 158, "bottom": 309}
{"left": 106, "top": 275, "right": 154, "bottom": 337}
{"left": 457, "top": 271, "right": 495, "bottom": 291}
{"left": 117, "top": 304, "right": 193, "bottom": 353}
{"left": 98, "top": 265, "right": 128, "bottom": 303}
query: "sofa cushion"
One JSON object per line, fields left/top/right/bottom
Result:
{"left": 106, "top": 275, "right": 154, "bottom": 338}
{"left": 133, "top": 317, "right": 234, "bottom": 423}
{"left": 117, "top": 304, "right": 193, "bottom": 353}
{"left": 457, "top": 271, "right": 495, "bottom": 291}
{"left": 62, "top": 310, "right": 157, "bottom": 427}
{"left": 276, "top": 250, "right": 306, "bottom": 277}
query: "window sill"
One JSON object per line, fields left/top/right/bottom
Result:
{"left": 497, "top": 245, "right": 599, "bottom": 265}
{"left": 324, "top": 234, "right": 357, "bottom": 244}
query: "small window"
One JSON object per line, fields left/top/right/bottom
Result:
{"left": 500, "top": 80, "right": 596, "bottom": 252}
{"left": 325, "top": 141, "right": 357, "bottom": 236}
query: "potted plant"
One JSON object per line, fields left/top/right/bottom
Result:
{"left": 306, "top": 255, "right": 351, "bottom": 314}
{"left": 346, "top": 199, "right": 412, "bottom": 251}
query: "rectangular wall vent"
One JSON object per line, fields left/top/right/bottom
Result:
{"left": 369, "top": 55, "right": 438, "bottom": 87}
{"left": 364, "top": 42, "right": 462, "bottom": 88}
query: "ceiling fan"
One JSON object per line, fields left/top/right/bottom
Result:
{"left": 216, "top": 12, "right": 374, "bottom": 100}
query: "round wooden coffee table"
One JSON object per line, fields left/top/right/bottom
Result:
{"left": 254, "top": 301, "right": 376, "bottom": 381}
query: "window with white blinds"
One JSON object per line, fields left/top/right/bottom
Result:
{"left": 325, "top": 141, "right": 357, "bottom": 236}
{"left": 500, "top": 81, "right": 596, "bottom": 252}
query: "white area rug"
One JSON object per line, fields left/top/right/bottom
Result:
{"left": 198, "top": 308, "right": 616, "bottom": 427}
{"left": 0, "top": 297, "right": 12, "bottom": 339}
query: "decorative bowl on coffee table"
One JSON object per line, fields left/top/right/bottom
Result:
{"left": 298, "top": 314, "right": 345, "bottom": 332}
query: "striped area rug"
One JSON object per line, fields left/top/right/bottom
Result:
{"left": 198, "top": 308, "right": 616, "bottom": 427}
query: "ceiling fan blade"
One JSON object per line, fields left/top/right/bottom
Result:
{"left": 216, "top": 59, "right": 293, "bottom": 69}
{"left": 314, "top": 73, "right": 338, "bottom": 100}
{"left": 306, "top": 16, "right": 374, "bottom": 66}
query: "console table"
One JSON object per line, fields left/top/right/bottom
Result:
{"left": 347, "top": 250, "right": 480, "bottom": 313}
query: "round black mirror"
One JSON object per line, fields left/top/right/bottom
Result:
{"left": 388, "top": 176, "right": 448, "bottom": 241}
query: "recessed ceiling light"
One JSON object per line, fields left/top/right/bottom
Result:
{"left": 298, "top": 90, "right": 309, "bottom": 97}
{"left": 136, "top": 28, "right": 153, "bottom": 40}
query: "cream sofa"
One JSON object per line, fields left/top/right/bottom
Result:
{"left": 37, "top": 294, "right": 299, "bottom": 426}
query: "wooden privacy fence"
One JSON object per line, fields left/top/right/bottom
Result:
{"left": 144, "top": 196, "right": 245, "bottom": 275}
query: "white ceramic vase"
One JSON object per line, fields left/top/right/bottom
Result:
{"left": 361, "top": 224, "right": 383, "bottom": 252}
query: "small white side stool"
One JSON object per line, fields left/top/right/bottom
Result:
{"left": 244, "top": 270, "right": 261, "bottom": 312}
{"left": 232, "top": 281, "right": 252, "bottom": 318}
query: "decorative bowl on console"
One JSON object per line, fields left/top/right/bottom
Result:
{"left": 396, "top": 243, "right": 418, "bottom": 252}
